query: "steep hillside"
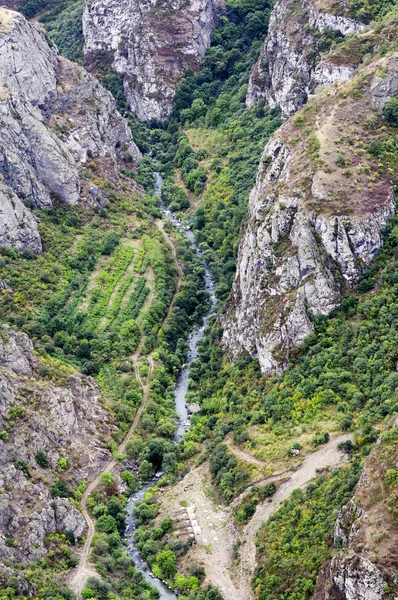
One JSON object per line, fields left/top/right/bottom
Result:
{"left": 0, "top": 7, "right": 140, "bottom": 253}
{"left": 314, "top": 419, "right": 398, "bottom": 600}
{"left": 246, "top": 0, "right": 364, "bottom": 118}
{"left": 1, "top": 0, "right": 398, "bottom": 599}
{"left": 82, "top": 0, "right": 225, "bottom": 120}
{"left": 224, "top": 47, "right": 398, "bottom": 373}
{"left": 0, "top": 325, "right": 112, "bottom": 593}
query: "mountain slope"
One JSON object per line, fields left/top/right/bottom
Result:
{"left": 0, "top": 8, "right": 140, "bottom": 254}
{"left": 82, "top": 0, "right": 225, "bottom": 120}
{"left": 223, "top": 42, "right": 398, "bottom": 373}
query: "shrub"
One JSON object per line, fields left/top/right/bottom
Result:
{"left": 95, "top": 515, "right": 117, "bottom": 533}
{"left": 384, "top": 468, "right": 398, "bottom": 487}
{"left": 383, "top": 99, "right": 398, "bottom": 127}
{"left": 35, "top": 450, "right": 50, "bottom": 468}
{"left": 51, "top": 479, "right": 70, "bottom": 498}
{"left": 99, "top": 472, "right": 115, "bottom": 486}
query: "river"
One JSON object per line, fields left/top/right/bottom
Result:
{"left": 124, "top": 173, "right": 217, "bottom": 598}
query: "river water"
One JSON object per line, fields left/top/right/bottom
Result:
{"left": 124, "top": 173, "right": 217, "bottom": 598}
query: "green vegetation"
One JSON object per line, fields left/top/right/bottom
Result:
{"left": 253, "top": 465, "right": 361, "bottom": 600}
{"left": 349, "top": 0, "right": 398, "bottom": 23}
{"left": 233, "top": 483, "right": 276, "bottom": 526}
{"left": 7, "top": 0, "right": 398, "bottom": 598}
{"left": 384, "top": 98, "right": 398, "bottom": 127}
{"left": 210, "top": 444, "right": 251, "bottom": 502}
{"left": 130, "top": 0, "right": 281, "bottom": 299}
{"left": 19, "top": 0, "right": 84, "bottom": 62}
{"left": 132, "top": 489, "right": 222, "bottom": 599}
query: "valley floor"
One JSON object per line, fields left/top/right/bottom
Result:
{"left": 156, "top": 433, "right": 353, "bottom": 599}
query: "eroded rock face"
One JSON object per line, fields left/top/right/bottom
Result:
{"left": 223, "top": 55, "right": 398, "bottom": 373}
{"left": 83, "top": 0, "right": 225, "bottom": 120}
{"left": 315, "top": 420, "right": 398, "bottom": 600}
{"left": 322, "top": 553, "right": 385, "bottom": 600}
{"left": 0, "top": 325, "right": 112, "bottom": 566}
{"left": 0, "top": 8, "right": 141, "bottom": 252}
{"left": 0, "top": 182, "right": 42, "bottom": 253}
{"left": 246, "top": 0, "right": 364, "bottom": 118}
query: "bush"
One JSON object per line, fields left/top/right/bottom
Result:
{"left": 383, "top": 99, "right": 398, "bottom": 127}
{"left": 35, "top": 450, "right": 50, "bottom": 468}
{"left": 51, "top": 479, "right": 70, "bottom": 498}
{"left": 95, "top": 514, "right": 117, "bottom": 533}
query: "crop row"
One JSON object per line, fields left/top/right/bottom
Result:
{"left": 88, "top": 246, "right": 134, "bottom": 324}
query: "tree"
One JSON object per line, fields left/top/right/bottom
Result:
{"left": 95, "top": 515, "right": 117, "bottom": 533}
{"left": 99, "top": 472, "right": 115, "bottom": 486}
{"left": 35, "top": 450, "right": 49, "bottom": 468}
{"left": 155, "top": 549, "right": 177, "bottom": 579}
{"left": 384, "top": 99, "right": 398, "bottom": 127}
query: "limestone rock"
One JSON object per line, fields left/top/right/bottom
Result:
{"left": 0, "top": 182, "right": 42, "bottom": 253}
{"left": 0, "top": 324, "right": 38, "bottom": 376}
{"left": 315, "top": 422, "right": 398, "bottom": 600}
{"left": 83, "top": 0, "right": 225, "bottom": 120}
{"left": 224, "top": 55, "right": 398, "bottom": 373}
{"left": 0, "top": 324, "right": 112, "bottom": 566}
{"left": 0, "top": 8, "right": 141, "bottom": 251}
{"left": 324, "top": 552, "right": 385, "bottom": 600}
{"left": 246, "top": 0, "right": 364, "bottom": 118}
{"left": 334, "top": 500, "right": 363, "bottom": 546}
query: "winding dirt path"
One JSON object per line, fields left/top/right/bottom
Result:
{"left": 234, "top": 433, "right": 353, "bottom": 599}
{"left": 159, "top": 433, "right": 352, "bottom": 600}
{"left": 68, "top": 219, "right": 184, "bottom": 597}
{"left": 68, "top": 346, "right": 153, "bottom": 595}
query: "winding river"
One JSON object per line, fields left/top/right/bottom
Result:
{"left": 124, "top": 173, "right": 217, "bottom": 598}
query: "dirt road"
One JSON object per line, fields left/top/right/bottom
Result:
{"left": 158, "top": 433, "right": 352, "bottom": 600}
{"left": 68, "top": 220, "right": 183, "bottom": 597}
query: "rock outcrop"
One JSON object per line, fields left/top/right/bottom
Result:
{"left": 0, "top": 324, "right": 112, "bottom": 567}
{"left": 0, "top": 182, "right": 42, "bottom": 253}
{"left": 246, "top": 0, "right": 364, "bottom": 119}
{"left": 223, "top": 54, "right": 398, "bottom": 373}
{"left": 82, "top": 0, "right": 225, "bottom": 121}
{"left": 0, "top": 8, "right": 141, "bottom": 252}
{"left": 315, "top": 419, "right": 398, "bottom": 600}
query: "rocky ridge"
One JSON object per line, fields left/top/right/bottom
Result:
{"left": 314, "top": 419, "right": 398, "bottom": 600}
{"left": 0, "top": 324, "right": 113, "bottom": 588}
{"left": 82, "top": 0, "right": 225, "bottom": 121}
{"left": 0, "top": 8, "right": 141, "bottom": 253}
{"left": 223, "top": 53, "right": 398, "bottom": 373}
{"left": 246, "top": 0, "right": 365, "bottom": 119}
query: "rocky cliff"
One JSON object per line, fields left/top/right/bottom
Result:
{"left": 82, "top": 0, "right": 225, "bottom": 121}
{"left": 246, "top": 0, "right": 365, "bottom": 119}
{"left": 0, "top": 8, "right": 141, "bottom": 254}
{"left": 223, "top": 53, "right": 398, "bottom": 373}
{"left": 0, "top": 325, "right": 113, "bottom": 585}
{"left": 314, "top": 419, "right": 398, "bottom": 600}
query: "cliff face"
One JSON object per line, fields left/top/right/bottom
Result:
{"left": 246, "top": 0, "right": 364, "bottom": 119}
{"left": 82, "top": 0, "right": 225, "bottom": 121}
{"left": 0, "top": 8, "right": 141, "bottom": 253}
{"left": 315, "top": 419, "right": 398, "bottom": 600}
{"left": 223, "top": 53, "right": 398, "bottom": 373}
{"left": 0, "top": 325, "right": 112, "bottom": 583}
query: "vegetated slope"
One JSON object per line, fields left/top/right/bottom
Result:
{"left": 131, "top": 0, "right": 279, "bottom": 299}
{"left": 3, "top": 0, "right": 84, "bottom": 62}
{"left": 120, "top": 4, "right": 398, "bottom": 600}
{"left": 246, "top": 0, "right": 365, "bottom": 118}
{"left": 1, "top": 1, "right": 398, "bottom": 600}
{"left": 0, "top": 325, "right": 112, "bottom": 595}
